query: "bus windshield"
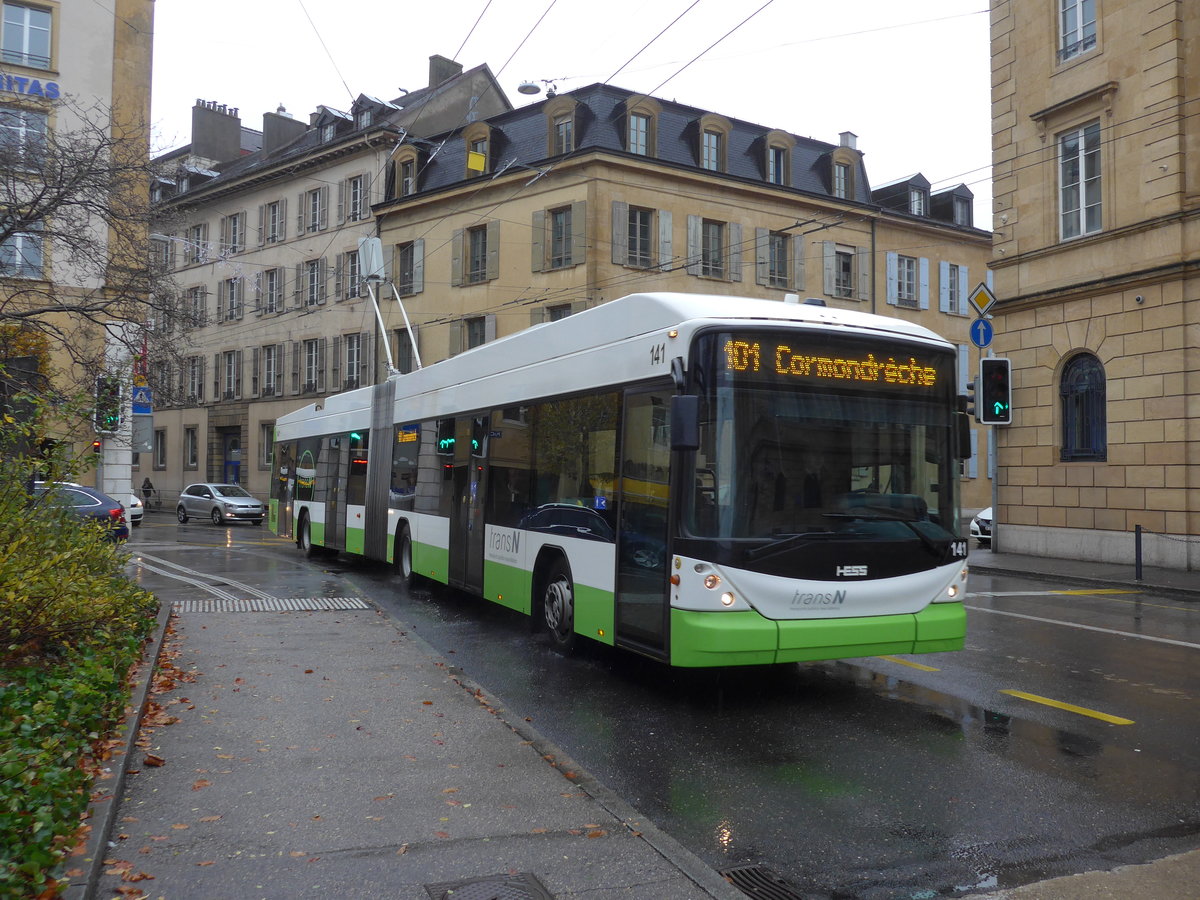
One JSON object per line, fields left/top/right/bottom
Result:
{"left": 685, "top": 329, "right": 961, "bottom": 551}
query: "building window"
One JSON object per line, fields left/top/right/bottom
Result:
{"left": 264, "top": 200, "right": 282, "bottom": 243}
{"left": 833, "top": 248, "right": 854, "bottom": 297}
{"left": 260, "top": 423, "right": 274, "bottom": 468}
{"left": 220, "top": 212, "right": 244, "bottom": 255}
{"left": 947, "top": 265, "right": 961, "bottom": 312}
{"left": 222, "top": 277, "right": 242, "bottom": 320}
{"left": 1059, "top": 0, "right": 1096, "bottom": 62}
{"left": 2, "top": 2, "right": 51, "bottom": 68}
{"left": 186, "top": 356, "right": 203, "bottom": 401}
{"left": 468, "top": 137, "right": 488, "bottom": 175}
{"left": 546, "top": 304, "right": 573, "bottom": 322}
{"left": 305, "top": 187, "right": 327, "bottom": 232}
{"left": 940, "top": 262, "right": 969, "bottom": 315}
{"left": 552, "top": 114, "right": 573, "bottom": 155}
{"left": 954, "top": 196, "right": 972, "bottom": 227}
{"left": 305, "top": 259, "right": 324, "bottom": 305}
{"left": 549, "top": 206, "right": 571, "bottom": 269}
{"left": 393, "top": 328, "right": 416, "bottom": 375}
{"left": 321, "top": 123, "right": 335, "bottom": 142}
{"left": 344, "top": 332, "right": 361, "bottom": 389}
{"left": 909, "top": 188, "right": 928, "bottom": 216}
{"left": 701, "top": 130, "right": 722, "bottom": 171}
{"left": 895, "top": 254, "right": 917, "bottom": 306}
{"left": 347, "top": 175, "right": 365, "bottom": 221}
{"left": 341, "top": 249, "right": 360, "bottom": 300}
{"left": 628, "top": 206, "right": 653, "bottom": 268}
{"left": 356, "top": 108, "right": 372, "bottom": 129}
{"left": 0, "top": 226, "right": 42, "bottom": 278}
{"left": 0, "top": 106, "right": 46, "bottom": 158}
{"left": 701, "top": 219, "right": 724, "bottom": 278}
{"left": 187, "top": 223, "right": 208, "bottom": 263}
{"left": 834, "top": 162, "right": 850, "bottom": 199}
{"left": 1060, "top": 121, "right": 1101, "bottom": 240}
{"left": 466, "top": 316, "right": 487, "bottom": 349}
{"left": 629, "top": 113, "right": 650, "bottom": 155}
{"left": 767, "top": 232, "right": 788, "bottom": 288}
{"left": 396, "top": 241, "right": 415, "bottom": 295}
{"left": 399, "top": 159, "right": 416, "bottom": 196}
{"left": 262, "top": 344, "right": 279, "bottom": 396}
{"left": 262, "top": 268, "right": 280, "bottom": 314}
{"left": 303, "top": 339, "right": 321, "bottom": 393}
{"left": 767, "top": 145, "right": 786, "bottom": 185}
{"left": 184, "top": 427, "right": 198, "bottom": 468}
{"left": 1060, "top": 353, "right": 1106, "bottom": 461}
{"left": 222, "top": 351, "right": 237, "bottom": 399}
{"left": 153, "top": 429, "right": 166, "bottom": 469}
{"left": 467, "top": 225, "right": 488, "bottom": 284}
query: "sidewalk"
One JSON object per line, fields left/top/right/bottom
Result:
{"left": 75, "top": 603, "right": 744, "bottom": 900}
{"left": 71, "top": 544, "right": 1198, "bottom": 900}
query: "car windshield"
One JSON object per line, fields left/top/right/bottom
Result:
{"left": 213, "top": 485, "right": 252, "bottom": 498}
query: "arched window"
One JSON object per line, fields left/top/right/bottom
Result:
{"left": 1060, "top": 353, "right": 1106, "bottom": 461}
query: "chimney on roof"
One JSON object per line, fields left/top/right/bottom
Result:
{"left": 428, "top": 54, "right": 463, "bottom": 88}
{"left": 191, "top": 99, "right": 242, "bottom": 163}
{"left": 263, "top": 108, "right": 307, "bottom": 154}
{"left": 839, "top": 131, "right": 858, "bottom": 150}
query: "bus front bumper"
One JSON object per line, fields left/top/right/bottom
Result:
{"left": 669, "top": 603, "right": 966, "bottom": 668}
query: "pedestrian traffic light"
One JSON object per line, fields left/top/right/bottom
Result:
{"left": 964, "top": 378, "right": 977, "bottom": 419}
{"left": 94, "top": 375, "right": 121, "bottom": 433}
{"left": 977, "top": 357, "right": 1012, "bottom": 425}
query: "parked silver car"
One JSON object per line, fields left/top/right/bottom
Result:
{"left": 177, "top": 483, "right": 264, "bottom": 526}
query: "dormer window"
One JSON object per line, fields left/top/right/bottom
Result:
{"left": 834, "top": 163, "right": 850, "bottom": 198}
{"left": 357, "top": 108, "right": 373, "bottom": 129}
{"left": 763, "top": 130, "right": 794, "bottom": 186}
{"left": 544, "top": 96, "right": 579, "bottom": 158}
{"left": 909, "top": 187, "right": 929, "bottom": 215}
{"left": 322, "top": 123, "right": 335, "bottom": 142}
{"left": 954, "top": 196, "right": 972, "bottom": 226}
{"left": 696, "top": 114, "right": 731, "bottom": 173}
{"left": 624, "top": 95, "right": 660, "bottom": 157}
{"left": 463, "top": 122, "right": 492, "bottom": 177}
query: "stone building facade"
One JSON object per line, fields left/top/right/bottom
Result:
{"left": 989, "top": 0, "right": 1199, "bottom": 567}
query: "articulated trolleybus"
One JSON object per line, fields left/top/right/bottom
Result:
{"left": 272, "top": 293, "right": 969, "bottom": 667}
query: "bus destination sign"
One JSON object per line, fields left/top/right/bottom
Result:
{"left": 723, "top": 338, "right": 940, "bottom": 389}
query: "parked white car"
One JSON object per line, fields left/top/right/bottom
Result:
{"left": 126, "top": 493, "right": 143, "bottom": 527}
{"left": 970, "top": 507, "right": 992, "bottom": 546}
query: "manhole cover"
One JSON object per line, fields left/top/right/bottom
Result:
{"left": 424, "top": 872, "right": 554, "bottom": 900}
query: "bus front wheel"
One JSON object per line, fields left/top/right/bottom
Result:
{"left": 541, "top": 559, "right": 576, "bottom": 652}
{"left": 299, "top": 516, "right": 320, "bottom": 559}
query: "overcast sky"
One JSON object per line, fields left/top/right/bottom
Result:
{"left": 151, "top": 0, "right": 993, "bottom": 226}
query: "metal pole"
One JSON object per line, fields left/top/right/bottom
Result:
{"left": 1135, "top": 524, "right": 1143, "bottom": 581}
{"left": 364, "top": 280, "right": 398, "bottom": 376}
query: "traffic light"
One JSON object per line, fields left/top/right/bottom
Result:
{"left": 977, "top": 357, "right": 1012, "bottom": 425}
{"left": 94, "top": 375, "right": 121, "bottom": 433}
{"left": 964, "top": 378, "right": 977, "bottom": 419}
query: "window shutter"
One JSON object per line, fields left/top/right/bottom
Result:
{"left": 957, "top": 344, "right": 970, "bottom": 394}
{"left": 792, "top": 234, "right": 805, "bottom": 291}
{"left": 754, "top": 228, "right": 769, "bottom": 286}
{"left": 958, "top": 265, "right": 969, "bottom": 315}
{"left": 235, "top": 279, "right": 244, "bottom": 320}
{"left": 611, "top": 201, "right": 628, "bottom": 265}
{"left": 728, "top": 222, "right": 742, "bottom": 282}
{"left": 212, "top": 353, "right": 220, "bottom": 400}
{"left": 331, "top": 335, "right": 342, "bottom": 387}
{"left": 686, "top": 215, "right": 701, "bottom": 275}
{"left": 451, "top": 229, "right": 463, "bottom": 286}
{"left": 251, "top": 347, "right": 261, "bottom": 398}
{"left": 278, "top": 197, "right": 287, "bottom": 241}
{"left": 317, "top": 338, "right": 327, "bottom": 393}
{"left": 448, "top": 320, "right": 463, "bottom": 357}
{"left": 886, "top": 252, "right": 898, "bottom": 305}
{"left": 484, "top": 314, "right": 496, "bottom": 343}
{"left": 531, "top": 210, "right": 545, "bottom": 272}
{"left": 658, "top": 210, "right": 673, "bottom": 270}
{"left": 571, "top": 200, "right": 586, "bottom": 265}
{"left": 334, "top": 253, "right": 345, "bottom": 300}
{"left": 293, "top": 263, "right": 303, "bottom": 307}
{"left": 485, "top": 220, "right": 500, "bottom": 281}
{"left": 318, "top": 258, "right": 328, "bottom": 304}
{"left": 318, "top": 186, "right": 329, "bottom": 230}
{"left": 336, "top": 179, "right": 346, "bottom": 223}
{"left": 275, "top": 343, "right": 285, "bottom": 395}
{"left": 297, "top": 193, "right": 305, "bottom": 234}
{"left": 919, "top": 257, "right": 930, "bottom": 310}
{"left": 253, "top": 273, "right": 262, "bottom": 315}
{"left": 363, "top": 173, "right": 373, "bottom": 211}
{"left": 290, "top": 341, "right": 300, "bottom": 395}
{"left": 822, "top": 241, "right": 835, "bottom": 295}
{"left": 234, "top": 350, "right": 243, "bottom": 400}
{"left": 257, "top": 205, "right": 265, "bottom": 246}
{"left": 939, "top": 261, "right": 951, "bottom": 312}
{"left": 412, "top": 238, "right": 425, "bottom": 294}
{"left": 986, "top": 269, "right": 993, "bottom": 290}
{"left": 856, "top": 247, "right": 870, "bottom": 301}
{"left": 198, "top": 357, "right": 205, "bottom": 402}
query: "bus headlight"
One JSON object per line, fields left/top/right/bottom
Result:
{"left": 720, "top": 592, "right": 736, "bottom": 607}
{"left": 704, "top": 574, "right": 722, "bottom": 590}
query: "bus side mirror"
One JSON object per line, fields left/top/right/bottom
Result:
{"left": 670, "top": 395, "right": 699, "bottom": 451}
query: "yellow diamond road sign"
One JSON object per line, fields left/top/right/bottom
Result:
{"left": 970, "top": 283, "right": 997, "bottom": 318}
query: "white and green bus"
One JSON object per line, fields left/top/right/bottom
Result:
{"left": 271, "top": 292, "right": 969, "bottom": 667}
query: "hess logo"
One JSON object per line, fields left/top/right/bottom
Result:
{"left": 836, "top": 565, "right": 867, "bottom": 577}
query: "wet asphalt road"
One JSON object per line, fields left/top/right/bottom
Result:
{"left": 127, "top": 519, "right": 1200, "bottom": 899}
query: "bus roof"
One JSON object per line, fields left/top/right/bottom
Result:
{"left": 277, "top": 292, "right": 955, "bottom": 431}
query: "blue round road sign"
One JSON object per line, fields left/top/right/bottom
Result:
{"left": 969, "top": 318, "right": 994, "bottom": 349}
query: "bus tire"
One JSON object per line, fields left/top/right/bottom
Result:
{"left": 541, "top": 558, "right": 576, "bottom": 653}
{"left": 395, "top": 527, "right": 416, "bottom": 589}
{"left": 298, "top": 515, "right": 320, "bottom": 559}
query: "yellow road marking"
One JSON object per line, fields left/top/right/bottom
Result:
{"left": 1049, "top": 589, "right": 1140, "bottom": 595}
{"left": 999, "top": 689, "right": 1133, "bottom": 725}
{"left": 878, "top": 655, "right": 940, "bottom": 672}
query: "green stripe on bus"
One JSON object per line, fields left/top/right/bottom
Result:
{"left": 345, "top": 525, "right": 365, "bottom": 556}
{"left": 573, "top": 583, "right": 615, "bottom": 647}
{"left": 268, "top": 499, "right": 278, "bottom": 533}
{"left": 309, "top": 519, "right": 326, "bottom": 546}
{"left": 413, "top": 541, "right": 449, "bottom": 584}
{"left": 670, "top": 610, "right": 778, "bottom": 667}
{"left": 482, "top": 560, "right": 532, "bottom": 614}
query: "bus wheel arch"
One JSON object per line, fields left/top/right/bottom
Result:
{"left": 535, "top": 551, "right": 576, "bottom": 652}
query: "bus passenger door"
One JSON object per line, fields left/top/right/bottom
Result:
{"left": 449, "top": 417, "right": 488, "bottom": 593}
{"left": 616, "top": 389, "right": 671, "bottom": 653}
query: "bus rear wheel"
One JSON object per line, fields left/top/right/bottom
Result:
{"left": 541, "top": 559, "right": 576, "bottom": 652}
{"left": 299, "top": 516, "right": 320, "bottom": 559}
{"left": 395, "top": 527, "right": 415, "bottom": 589}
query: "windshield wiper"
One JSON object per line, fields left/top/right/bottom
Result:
{"left": 745, "top": 529, "right": 858, "bottom": 562}
{"left": 823, "top": 511, "right": 942, "bottom": 554}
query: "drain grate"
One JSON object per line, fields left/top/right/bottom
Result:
{"left": 720, "top": 864, "right": 807, "bottom": 900}
{"left": 424, "top": 872, "right": 554, "bottom": 900}
{"left": 174, "top": 596, "right": 369, "bottom": 613}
